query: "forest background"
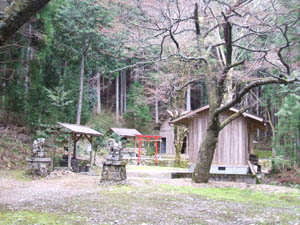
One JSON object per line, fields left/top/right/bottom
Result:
{"left": 0, "top": 0, "right": 300, "bottom": 174}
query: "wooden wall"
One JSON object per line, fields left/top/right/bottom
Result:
{"left": 188, "top": 111, "right": 249, "bottom": 166}
{"left": 159, "top": 118, "right": 175, "bottom": 155}
{"left": 0, "top": 1, "right": 8, "bottom": 11}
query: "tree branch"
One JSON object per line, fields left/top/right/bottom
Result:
{"left": 108, "top": 54, "right": 178, "bottom": 74}
{"left": 0, "top": 0, "right": 51, "bottom": 45}
{"left": 222, "top": 12, "right": 232, "bottom": 66}
{"left": 215, "top": 77, "right": 297, "bottom": 116}
{"left": 175, "top": 77, "right": 204, "bottom": 91}
{"left": 194, "top": 3, "right": 200, "bottom": 36}
{"left": 219, "top": 105, "right": 251, "bottom": 131}
{"left": 222, "top": 60, "right": 245, "bottom": 74}
{"left": 277, "top": 25, "right": 291, "bottom": 75}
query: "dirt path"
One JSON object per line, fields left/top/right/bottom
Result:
{"left": 0, "top": 170, "right": 300, "bottom": 225}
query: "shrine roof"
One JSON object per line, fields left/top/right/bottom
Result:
{"left": 57, "top": 122, "right": 103, "bottom": 136}
{"left": 107, "top": 128, "right": 142, "bottom": 138}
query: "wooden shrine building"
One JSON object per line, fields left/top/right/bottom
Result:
{"left": 172, "top": 105, "right": 266, "bottom": 175}
{"left": 57, "top": 122, "right": 103, "bottom": 170}
{"left": 106, "top": 128, "right": 142, "bottom": 147}
{"left": 159, "top": 117, "right": 175, "bottom": 155}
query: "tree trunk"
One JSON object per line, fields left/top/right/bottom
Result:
{"left": 119, "top": 70, "right": 127, "bottom": 115}
{"left": 193, "top": 77, "right": 222, "bottom": 183}
{"left": 94, "top": 150, "right": 97, "bottom": 166}
{"left": 106, "top": 78, "right": 109, "bottom": 109}
{"left": 76, "top": 51, "right": 85, "bottom": 125}
{"left": 174, "top": 125, "right": 187, "bottom": 167}
{"left": 266, "top": 107, "right": 276, "bottom": 157}
{"left": 116, "top": 74, "right": 119, "bottom": 120}
{"left": 256, "top": 87, "right": 260, "bottom": 141}
{"left": 155, "top": 93, "right": 159, "bottom": 124}
{"left": 186, "top": 84, "right": 191, "bottom": 111}
{"left": 193, "top": 121, "right": 220, "bottom": 182}
{"left": 1, "top": 82, "right": 5, "bottom": 109}
{"left": 24, "top": 23, "right": 32, "bottom": 97}
{"left": 0, "top": 0, "right": 51, "bottom": 45}
{"left": 123, "top": 70, "right": 127, "bottom": 113}
{"left": 96, "top": 72, "right": 101, "bottom": 115}
{"left": 120, "top": 71, "right": 123, "bottom": 115}
{"left": 224, "top": 69, "right": 234, "bottom": 104}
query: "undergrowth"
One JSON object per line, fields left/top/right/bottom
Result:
{"left": 254, "top": 149, "right": 272, "bottom": 159}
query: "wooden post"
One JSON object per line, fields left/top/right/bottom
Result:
{"left": 134, "top": 137, "right": 136, "bottom": 152}
{"left": 89, "top": 137, "right": 93, "bottom": 169}
{"left": 73, "top": 138, "right": 77, "bottom": 159}
{"left": 159, "top": 139, "right": 162, "bottom": 154}
{"left": 249, "top": 124, "right": 255, "bottom": 155}
{"left": 186, "top": 133, "right": 189, "bottom": 156}
{"left": 51, "top": 146, "right": 55, "bottom": 171}
{"left": 155, "top": 137, "right": 158, "bottom": 165}
{"left": 50, "top": 134, "right": 57, "bottom": 171}
{"left": 138, "top": 137, "right": 142, "bottom": 165}
{"left": 68, "top": 138, "right": 72, "bottom": 169}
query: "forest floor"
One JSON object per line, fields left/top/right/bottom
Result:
{"left": 1, "top": 167, "right": 300, "bottom": 225}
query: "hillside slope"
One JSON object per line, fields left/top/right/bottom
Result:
{"left": 0, "top": 126, "right": 31, "bottom": 169}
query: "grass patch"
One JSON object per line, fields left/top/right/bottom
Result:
{"left": 104, "top": 185, "right": 134, "bottom": 194}
{"left": 91, "top": 165, "right": 102, "bottom": 175}
{"left": 8, "top": 170, "right": 32, "bottom": 181}
{"left": 0, "top": 210, "right": 86, "bottom": 225}
{"left": 254, "top": 149, "right": 272, "bottom": 159}
{"left": 159, "top": 184, "right": 300, "bottom": 207}
{"left": 127, "top": 165, "right": 186, "bottom": 171}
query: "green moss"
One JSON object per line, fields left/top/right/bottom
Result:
{"left": 0, "top": 210, "right": 86, "bottom": 225}
{"left": 103, "top": 185, "right": 135, "bottom": 194}
{"left": 254, "top": 149, "right": 272, "bottom": 159}
{"left": 9, "top": 170, "right": 32, "bottom": 181}
{"left": 158, "top": 184, "right": 300, "bottom": 207}
{"left": 5, "top": 1, "right": 26, "bottom": 18}
{"left": 92, "top": 165, "right": 102, "bottom": 175}
{"left": 102, "top": 183, "right": 300, "bottom": 208}
{"left": 172, "top": 160, "right": 188, "bottom": 168}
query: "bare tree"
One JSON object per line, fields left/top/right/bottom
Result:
{"left": 128, "top": 0, "right": 300, "bottom": 182}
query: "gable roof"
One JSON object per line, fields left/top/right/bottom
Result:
{"left": 108, "top": 128, "right": 142, "bottom": 138}
{"left": 172, "top": 105, "right": 265, "bottom": 130}
{"left": 57, "top": 122, "right": 103, "bottom": 136}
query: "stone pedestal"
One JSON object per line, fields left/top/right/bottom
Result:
{"left": 26, "top": 138, "right": 51, "bottom": 177}
{"left": 100, "top": 138, "right": 127, "bottom": 182}
{"left": 101, "top": 161, "right": 127, "bottom": 182}
{"left": 26, "top": 157, "right": 51, "bottom": 177}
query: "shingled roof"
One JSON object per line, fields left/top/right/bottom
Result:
{"left": 172, "top": 105, "right": 265, "bottom": 130}
{"left": 107, "top": 128, "right": 142, "bottom": 138}
{"left": 57, "top": 122, "right": 103, "bottom": 136}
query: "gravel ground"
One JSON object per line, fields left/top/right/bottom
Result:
{"left": 0, "top": 169, "right": 300, "bottom": 225}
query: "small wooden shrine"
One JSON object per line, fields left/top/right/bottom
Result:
{"left": 56, "top": 122, "right": 103, "bottom": 171}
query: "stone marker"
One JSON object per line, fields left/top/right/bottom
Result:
{"left": 101, "top": 138, "right": 127, "bottom": 182}
{"left": 26, "top": 138, "right": 51, "bottom": 177}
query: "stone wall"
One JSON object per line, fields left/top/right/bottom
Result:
{"left": 171, "top": 172, "right": 257, "bottom": 184}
